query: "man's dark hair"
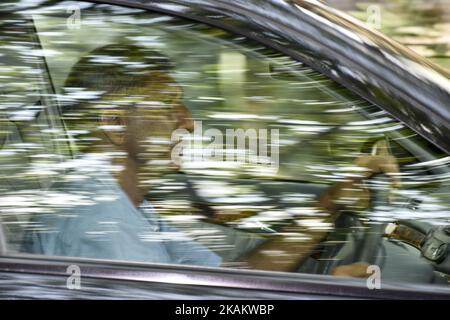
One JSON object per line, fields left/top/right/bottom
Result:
{"left": 64, "top": 44, "right": 174, "bottom": 93}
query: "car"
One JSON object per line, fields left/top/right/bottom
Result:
{"left": 0, "top": 0, "right": 450, "bottom": 300}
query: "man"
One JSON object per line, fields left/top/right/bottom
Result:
{"left": 23, "top": 44, "right": 221, "bottom": 266}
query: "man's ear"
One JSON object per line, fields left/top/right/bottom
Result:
{"left": 99, "top": 113, "right": 127, "bottom": 146}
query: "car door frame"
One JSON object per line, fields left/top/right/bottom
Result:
{"left": 1, "top": 253, "right": 450, "bottom": 299}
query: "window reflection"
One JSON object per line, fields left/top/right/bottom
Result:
{"left": 0, "top": 1, "right": 449, "bottom": 287}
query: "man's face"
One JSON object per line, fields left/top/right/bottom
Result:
{"left": 104, "top": 72, "right": 193, "bottom": 181}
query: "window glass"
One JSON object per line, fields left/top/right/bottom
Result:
{"left": 1, "top": 2, "right": 450, "bottom": 287}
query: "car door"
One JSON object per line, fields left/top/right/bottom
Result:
{"left": 0, "top": 0, "right": 450, "bottom": 299}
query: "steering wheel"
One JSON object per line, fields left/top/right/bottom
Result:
{"left": 347, "top": 138, "right": 399, "bottom": 267}
{"left": 314, "top": 139, "right": 400, "bottom": 273}
{"left": 351, "top": 176, "right": 390, "bottom": 266}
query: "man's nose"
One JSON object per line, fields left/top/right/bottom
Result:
{"left": 175, "top": 103, "right": 194, "bottom": 132}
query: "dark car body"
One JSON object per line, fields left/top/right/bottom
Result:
{"left": 1, "top": 0, "right": 450, "bottom": 299}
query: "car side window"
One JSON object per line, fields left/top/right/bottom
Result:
{"left": 1, "top": 2, "right": 450, "bottom": 286}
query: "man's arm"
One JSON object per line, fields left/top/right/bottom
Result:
{"left": 238, "top": 154, "right": 400, "bottom": 272}
{"left": 159, "top": 218, "right": 222, "bottom": 267}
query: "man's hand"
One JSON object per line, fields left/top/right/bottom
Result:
{"left": 354, "top": 154, "right": 400, "bottom": 187}
{"left": 318, "top": 151, "right": 401, "bottom": 214}
{"left": 332, "top": 262, "right": 371, "bottom": 278}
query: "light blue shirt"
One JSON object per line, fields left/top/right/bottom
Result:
{"left": 22, "top": 156, "right": 221, "bottom": 267}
